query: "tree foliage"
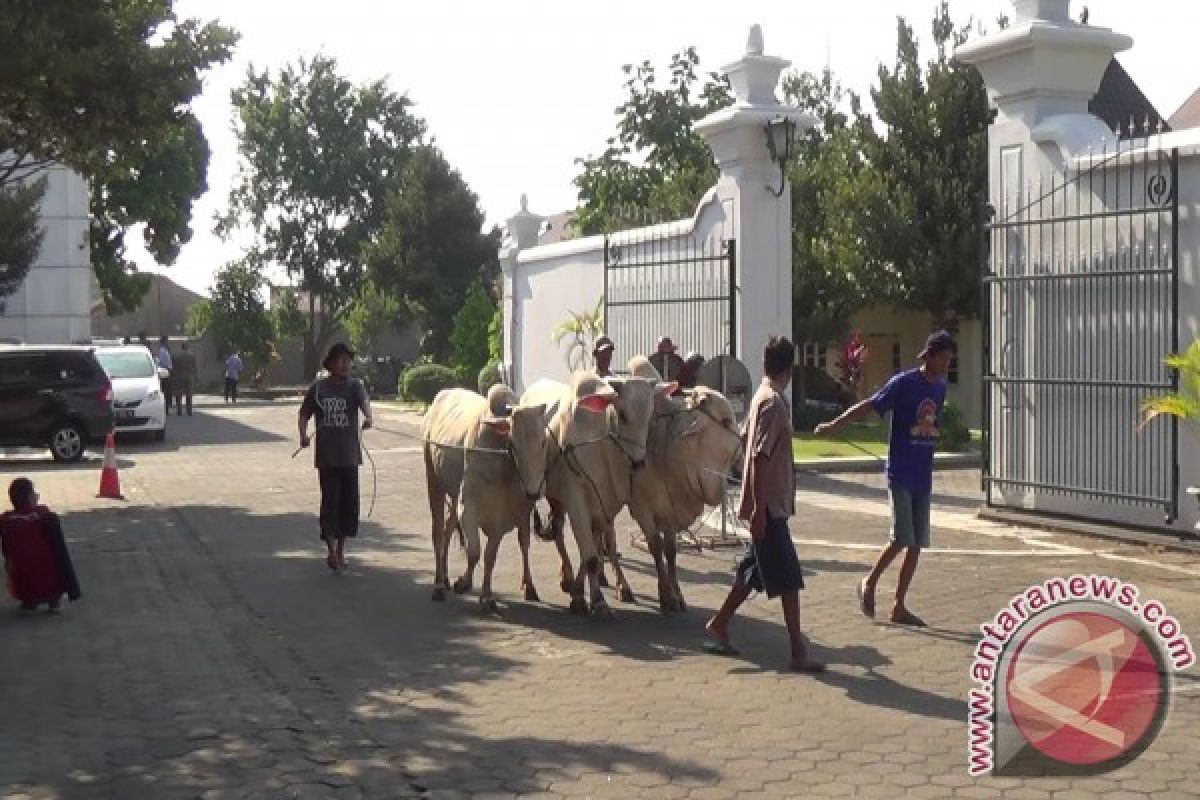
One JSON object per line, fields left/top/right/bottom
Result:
{"left": 859, "top": 2, "right": 992, "bottom": 327}
{"left": 449, "top": 282, "right": 497, "bottom": 382}
{"left": 572, "top": 48, "right": 731, "bottom": 235}
{"left": 222, "top": 55, "right": 425, "bottom": 375}
{"left": 343, "top": 280, "right": 406, "bottom": 357}
{"left": 783, "top": 70, "right": 878, "bottom": 349}
{"left": 187, "top": 261, "right": 275, "bottom": 373}
{"left": 0, "top": 0, "right": 236, "bottom": 306}
{"left": 0, "top": 178, "right": 46, "bottom": 300}
{"left": 366, "top": 146, "right": 499, "bottom": 363}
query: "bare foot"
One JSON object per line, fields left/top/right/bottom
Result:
{"left": 704, "top": 617, "right": 730, "bottom": 645}
{"left": 890, "top": 607, "right": 927, "bottom": 627}
{"left": 857, "top": 578, "right": 876, "bottom": 619}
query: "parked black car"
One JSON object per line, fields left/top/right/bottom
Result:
{"left": 0, "top": 346, "right": 115, "bottom": 462}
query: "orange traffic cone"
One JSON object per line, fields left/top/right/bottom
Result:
{"left": 97, "top": 432, "right": 124, "bottom": 500}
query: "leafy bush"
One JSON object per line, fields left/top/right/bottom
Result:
{"left": 478, "top": 361, "right": 503, "bottom": 395}
{"left": 938, "top": 401, "right": 971, "bottom": 452}
{"left": 402, "top": 364, "right": 459, "bottom": 404}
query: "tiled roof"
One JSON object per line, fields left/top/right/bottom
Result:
{"left": 1088, "top": 59, "right": 1170, "bottom": 139}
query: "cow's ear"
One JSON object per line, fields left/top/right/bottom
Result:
{"left": 656, "top": 381, "right": 678, "bottom": 398}
{"left": 579, "top": 393, "right": 616, "bottom": 414}
{"left": 483, "top": 417, "right": 512, "bottom": 437}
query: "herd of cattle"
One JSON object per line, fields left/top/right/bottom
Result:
{"left": 421, "top": 355, "right": 744, "bottom": 617}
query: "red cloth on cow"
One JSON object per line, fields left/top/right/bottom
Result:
{"left": 0, "top": 506, "right": 81, "bottom": 606}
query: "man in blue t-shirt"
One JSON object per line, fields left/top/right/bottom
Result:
{"left": 814, "top": 330, "right": 955, "bottom": 627}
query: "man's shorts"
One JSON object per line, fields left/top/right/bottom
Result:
{"left": 735, "top": 515, "right": 804, "bottom": 599}
{"left": 889, "top": 487, "right": 931, "bottom": 548}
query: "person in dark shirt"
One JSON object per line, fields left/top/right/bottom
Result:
{"left": 173, "top": 341, "right": 198, "bottom": 416}
{"left": 299, "top": 342, "right": 373, "bottom": 573}
{"left": 815, "top": 330, "right": 955, "bottom": 626}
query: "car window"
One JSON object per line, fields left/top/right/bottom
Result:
{"left": 49, "top": 352, "right": 101, "bottom": 383}
{"left": 97, "top": 351, "right": 156, "bottom": 379}
{"left": 0, "top": 354, "right": 55, "bottom": 386}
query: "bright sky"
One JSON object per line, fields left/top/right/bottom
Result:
{"left": 136, "top": 0, "right": 1200, "bottom": 296}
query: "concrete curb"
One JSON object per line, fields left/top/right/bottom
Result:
{"left": 794, "top": 451, "right": 981, "bottom": 474}
{"left": 978, "top": 506, "right": 1200, "bottom": 555}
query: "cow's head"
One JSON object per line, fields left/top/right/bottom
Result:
{"left": 604, "top": 374, "right": 676, "bottom": 469}
{"left": 483, "top": 386, "right": 549, "bottom": 500}
{"left": 677, "top": 390, "right": 741, "bottom": 505}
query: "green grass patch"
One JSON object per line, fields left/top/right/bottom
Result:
{"left": 793, "top": 422, "right": 889, "bottom": 461}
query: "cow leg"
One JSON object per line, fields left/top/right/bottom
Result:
{"left": 604, "top": 523, "right": 636, "bottom": 604}
{"left": 547, "top": 501, "right": 573, "bottom": 594}
{"left": 562, "top": 495, "right": 596, "bottom": 615}
{"left": 635, "top": 518, "right": 673, "bottom": 612}
{"left": 517, "top": 520, "right": 540, "bottom": 603}
{"left": 665, "top": 531, "right": 686, "bottom": 612}
{"left": 596, "top": 532, "right": 611, "bottom": 588}
{"left": 425, "top": 450, "right": 448, "bottom": 602}
{"left": 453, "top": 505, "right": 481, "bottom": 595}
{"left": 479, "top": 529, "right": 503, "bottom": 614}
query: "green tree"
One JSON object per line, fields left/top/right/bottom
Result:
{"left": 270, "top": 287, "right": 308, "bottom": 341}
{"left": 187, "top": 261, "right": 275, "bottom": 375}
{"left": 367, "top": 146, "right": 499, "bottom": 363}
{"left": 0, "top": 1, "right": 236, "bottom": 305}
{"left": 487, "top": 306, "right": 503, "bottom": 363}
{"left": 221, "top": 55, "right": 425, "bottom": 376}
{"left": 449, "top": 282, "right": 497, "bottom": 381}
{"left": 859, "top": 2, "right": 992, "bottom": 328}
{"left": 0, "top": 178, "right": 46, "bottom": 300}
{"left": 343, "top": 280, "right": 406, "bottom": 357}
{"left": 552, "top": 299, "right": 605, "bottom": 373}
{"left": 784, "top": 69, "right": 877, "bottom": 354}
{"left": 572, "top": 48, "right": 732, "bottom": 235}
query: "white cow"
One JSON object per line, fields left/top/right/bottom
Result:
{"left": 619, "top": 357, "right": 742, "bottom": 611}
{"left": 422, "top": 385, "right": 548, "bottom": 610}
{"left": 520, "top": 369, "right": 673, "bottom": 616}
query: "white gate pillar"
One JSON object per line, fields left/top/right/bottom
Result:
{"left": 696, "top": 26, "right": 814, "bottom": 388}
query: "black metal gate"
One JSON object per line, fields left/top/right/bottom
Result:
{"left": 983, "top": 142, "right": 1180, "bottom": 522}
{"left": 603, "top": 230, "right": 737, "bottom": 366}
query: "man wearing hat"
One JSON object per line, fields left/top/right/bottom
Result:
{"left": 593, "top": 335, "right": 616, "bottom": 377}
{"left": 649, "top": 336, "right": 685, "bottom": 382}
{"left": 298, "top": 342, "right": 374, "bottom": 572}
{"left": 814, "top": 330, "right": 956, "bottom": 627}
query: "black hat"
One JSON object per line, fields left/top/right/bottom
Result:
{"left": 918, "top": 330, "right": 957, "bottom": 359}
{"left": 593, "top": 335, "right": 615, "bottom": 354}
{"left": 323, "top": 342, "right": 355, "bottom": 370}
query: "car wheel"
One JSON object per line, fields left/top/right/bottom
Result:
{"left": 49, "top": 422, "right": 86, "bottom": 463}
{"left": 153, "top": 428, "right": 166, "bottom": 443}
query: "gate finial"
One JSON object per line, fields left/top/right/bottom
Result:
{"left": 746, "top": 25, "right": 764, "bottom": 56}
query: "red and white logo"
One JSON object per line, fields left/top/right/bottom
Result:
{"left": 1006, "top": 611, "right": 1164, "bottom": 766}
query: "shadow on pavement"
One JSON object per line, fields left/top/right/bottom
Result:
{"left": 1, "top": 500, "right": 717, "bottom": 798}
{"left": 797, "top": 471, "right": 983, "bottom": 511}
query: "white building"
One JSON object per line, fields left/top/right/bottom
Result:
{"left": 0, "top": 165, "right": 93, "bottom": 344}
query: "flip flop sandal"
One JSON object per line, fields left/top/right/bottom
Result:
{"left": 891, "top": 610, "right": 927, "bottom": 627}
{"left": 325, "top": 554, "right": 339, "bottom": 573}
{"left": 856, "top": 579, "right": 875, "bottom": 619}
{"left": 788, "top": 660, "right": 828, "bottom": 674}
{"left": 702, "top": 639, "right": 740, "bottom": 657}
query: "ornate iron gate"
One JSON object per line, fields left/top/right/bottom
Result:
{"left": 983, "top": 143, "right": 1180, "bottom": 522}
{"left": 603, "top": 230, "right": 737, "bottom": 365}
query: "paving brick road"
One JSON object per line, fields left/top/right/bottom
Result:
{"left": 2, "top": 398, "right": 1198, "bottom": 799}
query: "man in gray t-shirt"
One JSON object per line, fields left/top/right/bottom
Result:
{"left": 299, "top": 342, "right": 373, "bottom": 572}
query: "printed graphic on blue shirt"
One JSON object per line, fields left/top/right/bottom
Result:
{"left": 869, "top": 368, "right": 946, "bottom": 491}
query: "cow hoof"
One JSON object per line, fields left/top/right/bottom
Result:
{"left": 619, "top": 586, "right": 636, "bottom": 604}
{"left": 590, "top": 600, "right": 614, "bottom": 619}
{"left": 453, "top": 577, "right": 472, "bottom": 595}
{"left": 480, "top": 597, "right": 501, "bottom": 615}
{"left": 431, "top": 586, "right": 446, "bottom": 602}
{"left": 559, "top": 578, "right": 573, "bottom": 595}
{"left": 568, "top": 597, "right": 589, "bottom": 615}
{"left": 676, "top": 597, "right": 688, "bottom": 612}
{"left": 597, "top": 572, "right": 611, "bottom": 589}
{"left": 524, "top": 585, "right": 541, "bottom": 603}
